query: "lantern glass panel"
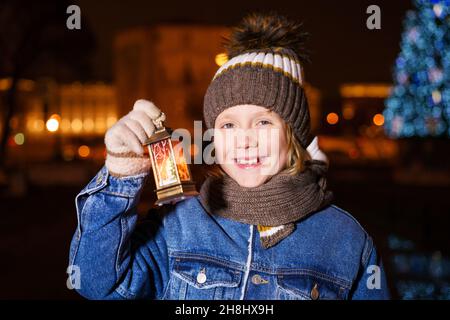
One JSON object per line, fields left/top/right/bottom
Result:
{"left": 149, "top": 138, "right": 179, "bottom": 188}
{"left": 172, "top": 140, "right": 191, "bottom": 182}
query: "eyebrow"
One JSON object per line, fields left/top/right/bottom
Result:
{"left": 219, "top": 109, "right": 272, "bottom": 120}
{"left": 253, "top": 110, "right": 272, "bottom": 116}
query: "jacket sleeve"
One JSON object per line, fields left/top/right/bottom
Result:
{"left": 349, "top": 235, "right": 391, "bottom": 300}
{"left": 68, "top": 165, "right": 170, "bottom": 300}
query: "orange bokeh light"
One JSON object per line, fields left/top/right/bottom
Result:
{"left": 326, "top": 113, "right": 339, "bottom": 125}
{"left": 78, "top": 145, "right": 90, "bottom": 158}
{"left": 373, "top": 114, "right": 385, "bottom": 126}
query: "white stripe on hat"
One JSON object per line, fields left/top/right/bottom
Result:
{"left": 213, "top": 51, "right": 303, "bottom": 85}
{"left": 282, "top": 55, "right": 291, "bottom": 75}
{"left": 274, "top": 54, "right": 283, "bottom": 70}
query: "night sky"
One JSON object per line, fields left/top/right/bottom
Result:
{"left": 76, "top": 0, "right": 413, "bottom": 96}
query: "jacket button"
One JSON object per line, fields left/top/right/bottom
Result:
{"left": 196, "top": 269, "right": 207, "bottom": 284}
{"left": 252, "top": 274, "right": 261, "bottom": 284}
{"left": 311, "top": 283, "right": 320, "bottom": 300}
{"left": 251, "top": 274, "right": 269, "bottom": 285}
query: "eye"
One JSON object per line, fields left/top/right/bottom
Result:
{"left": 221, "top": 123, "right": 234, "bottom": 129}
{"left": 257, "top": 120, "right": 272, "bottom": 126}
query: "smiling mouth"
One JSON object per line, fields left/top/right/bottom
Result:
{"left": 234, "top": 157, "right": 266, "bottom": 168}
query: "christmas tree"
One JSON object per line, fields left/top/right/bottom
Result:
{"left": 384, "top": 0, "right": 450, "bottom": 138}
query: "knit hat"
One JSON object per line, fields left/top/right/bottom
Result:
{"left": 203, "top": 12, "right": 312, "bottom": 148}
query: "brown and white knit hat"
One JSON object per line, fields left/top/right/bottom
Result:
{"left": 203, "top": 12, "right": 313, "bottom": 149}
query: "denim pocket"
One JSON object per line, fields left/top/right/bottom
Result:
{"left": 275, "top": 272, "right": 350, "bottom": 300}
{"left": 168, "top": 255, "right": 243, "bottom": 300}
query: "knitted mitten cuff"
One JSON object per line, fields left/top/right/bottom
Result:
{"left": 105, "top": 149, "right": 151, "bottom": 178}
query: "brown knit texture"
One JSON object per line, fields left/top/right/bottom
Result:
{"left": 198, "top": 160, "right": 333, "bottom": 248}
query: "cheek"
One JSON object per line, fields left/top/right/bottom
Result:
{"left": 214, "top": 130, "right": 233, "bottom": 162}
{"left": 277, "top": 135, "right": 289, "bottom": 164}
{"left": 278, "top": 147, "right": 288, "bottom": 166}
{"left": 268, "top": 130, "right": 289, "bottom": 171}
{"left": 259, "top": 128, "right": 288, "bottom": 157}
{"left": 278, "top": 134, "right": 289, "bottom": 156}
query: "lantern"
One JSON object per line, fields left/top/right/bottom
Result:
{"left": 144, "top": 112, "right": 198, "bottom": 206}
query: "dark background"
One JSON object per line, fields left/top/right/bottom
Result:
{"left": 77, "top": 0, "right": 413, "bottom": 95}
{"left": 1, "top": 0, "right": 449, "bottom": 300}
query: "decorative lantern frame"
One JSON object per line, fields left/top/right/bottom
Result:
{"left": 144, "top": 113, "right": 198, "bottom": 206}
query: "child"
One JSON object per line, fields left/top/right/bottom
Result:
{"left": 69, "top": 12, "right": 390, "bottom": 300}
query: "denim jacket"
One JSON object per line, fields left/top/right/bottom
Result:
{"left": 69, "top": 166, "right": 390, "bottom": 300}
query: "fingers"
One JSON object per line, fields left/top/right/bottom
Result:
{"left": 106, "top": 99, "right": 165, "bottom": 155}
{"left": 133, "top": 99, "right": 165, "bottom": 121}
{"left": 105, "top": 126, "right": 120, "bottom": 151}
{"left": 123, "top": 118, "right": 148, "bottom": 144}
{"left": 115, "top": 121, "right": 144, "bottom": 155}
{"left": 128, "top": 109, "right": 156, "bottom": 138}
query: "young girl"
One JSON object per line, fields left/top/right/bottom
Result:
{"left": 69, "top": 13, "right": 390, "bottom": 300}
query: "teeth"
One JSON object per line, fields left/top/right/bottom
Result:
{"left": 236, "top": 158, "right": 258, "bottom": 165}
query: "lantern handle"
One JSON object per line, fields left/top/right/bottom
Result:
{"left": 152, "top": 112, "right": 166, "bottom": 131}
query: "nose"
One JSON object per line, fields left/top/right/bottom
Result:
{"left": 236, "top": 129, "right": 257, "bottom": 149}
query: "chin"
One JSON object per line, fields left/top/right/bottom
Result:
{"left": 221, "top": 164, "right": 276, "bottom": 188}
{"left": 230, "top": 174, "right": 268, "bottom": 188}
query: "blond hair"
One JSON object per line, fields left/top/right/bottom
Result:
{"left": 282, "top": 123, "right": 311, "bottom": 175}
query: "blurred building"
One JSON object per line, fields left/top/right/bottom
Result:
{"left": 0, "top": 78, "right": 118, "bottom": 164}
{"left": 1, "top": 24, "right": 325, "bottom": 176}
{"left": 319, "top": 83, "right": 399, "bottom": 165}
{"left": 339, "top": 83, "right": 392, "bottom": 137}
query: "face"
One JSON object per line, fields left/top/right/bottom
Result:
{"left": 214, "top": 104, "right": 289, "bottom": 188}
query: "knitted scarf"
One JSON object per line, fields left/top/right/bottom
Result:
{"left": 198, "top": 159, "right": 333, "bottom": 249}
